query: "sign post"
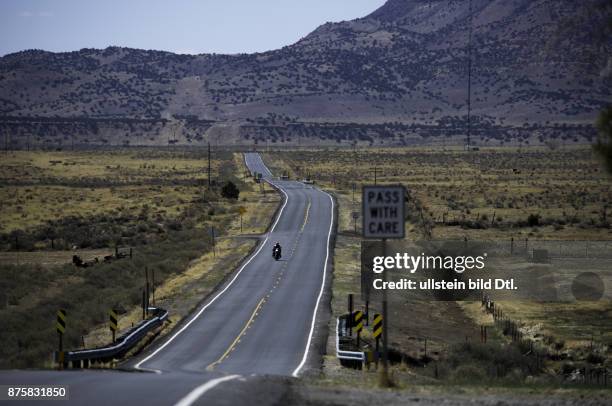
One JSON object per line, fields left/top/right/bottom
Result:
{"left": 238, "top": 206, "right": 247, "bottom": 233}
{"left": 362, "top": 185, "right": 405, "bottom": 387}
{"left": 348, "top": 293, "right": 353, "bottom": 335}
{"left": 352, "top": 211, "right": 359, "bottom": 233}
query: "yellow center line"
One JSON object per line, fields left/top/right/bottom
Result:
{"left": 300, "top": 197, "right": 311, "bottom": 232}
{"left": 206, "top": 296, "right": 266, "bottom": 370}
{"left": 208, "top": 194, "right": 312, "bottom": 370}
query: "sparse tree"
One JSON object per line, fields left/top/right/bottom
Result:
{"left": 221, "top": 181, "right": 240, "bottom": 200}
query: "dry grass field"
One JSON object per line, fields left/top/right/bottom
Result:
{"left": 264, "top": 146, "right": 612, "bottom": 387}
{"left": 0, "top": 150, "right": 227, "bottom": 234}
{"left": 265, "top": 146, "right": 611, "bottom": 240}
{"left": 0, "top": 149, "right": 279, "bottom": 368}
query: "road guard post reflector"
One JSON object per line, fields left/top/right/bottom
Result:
{"left": 56, "top": 309, "right": 66, "bottom": 369}
{"left": 354, "top": 310, "right": 364, "bottom": 333}
{"left": 372, "top": 313, "right": 383, "bottom": 339}
{"left": 372, "top": 313, "right": 383, "bottom": 353}
{"left": 354, "top": 310, "right": 364, "bottom": 346}
{"left": 56, "top": 309, "right": 66, "bottom": 334}
{"left": 109, "top": 309, "right": 118, "bottom": 342}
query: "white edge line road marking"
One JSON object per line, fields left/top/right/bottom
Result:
{"left": 248, "top": 153, "right": 334, "bottom": 377}
{"left": 174, "top": 374, "right": 242, "bottom": 406}
{"left": 291, "top": 190, "right": 334, "bottom": 377}
{"left": 134, "top": 154, "right": 289, "bottom": 371}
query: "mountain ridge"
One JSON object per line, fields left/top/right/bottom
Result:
{"left": 0, "top": 0, "right": 610, "bottom": 147}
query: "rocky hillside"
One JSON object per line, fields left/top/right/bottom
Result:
{"left": 0, "top": 0, "right": 610, "bottom": 147}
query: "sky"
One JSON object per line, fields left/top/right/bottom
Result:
{"left": 0, "top": 0, "right": 387, "bottom": 56}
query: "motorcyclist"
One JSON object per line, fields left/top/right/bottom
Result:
{"left": 273, "top": 241, "right": 282, "bottom": 259}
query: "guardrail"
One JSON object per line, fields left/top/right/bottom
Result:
{"left": 335, "top": 314, "right": 365, "bottom": 367}
{"left": 58, "top": 306, "right": 168, "bottom": 368}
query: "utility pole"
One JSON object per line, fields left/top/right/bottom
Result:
{"left": 142, "top": 289, "right": 146, "bottom": 320}
{"left": 170, "top": 121, "right": 178, "bottom": 149}
{"left": 466, "top": 0, "right": 473, "bottom": 150}
{"left": 145, "top": 267, "right": 149, "bottom": 318}
{"left": 152, "top": 269, "right": 156, "bottom": 306}
{"left": 207, "top": 142, "right": 211, "bottom": 187}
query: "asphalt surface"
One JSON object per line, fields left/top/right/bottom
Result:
{"left": 0, "top": 153, "right": 335, "bottom": 405}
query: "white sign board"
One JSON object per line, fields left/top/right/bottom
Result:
{"left": 362, "top": 185, "right": 405, "bottom": 239}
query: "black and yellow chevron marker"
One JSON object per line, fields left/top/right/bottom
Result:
{"left": 372, "top": 313, "right": 383, "bottom": 338}
{"left": 109, "top": 309, "right": 118, "bottom": 332}
{"left": 56, "top": 309, "right": 66, "bottom": 334}
{"left": 354, "top": 310, "right": 364, "bottom": 333}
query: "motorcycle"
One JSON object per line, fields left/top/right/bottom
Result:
{"left": 272, "top": 246, "right": 282, "bottom": 261}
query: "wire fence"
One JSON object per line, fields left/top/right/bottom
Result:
{"left": 460, "top": 239, "right": 612, "bottom": 260}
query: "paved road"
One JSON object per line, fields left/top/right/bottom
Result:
{"left": 0, "top": 153, "right": 335, "bottom": 405}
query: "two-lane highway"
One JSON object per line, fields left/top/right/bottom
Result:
{"left": 0, "top": 152, "right": 335, "bottom": 405}
{"left": 134, "top": 152, "right": 334, "bottom": 376}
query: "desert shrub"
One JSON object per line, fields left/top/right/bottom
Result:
{"left": 221, "top": 181, "right": 240, "bottom": 200}
{"left": 436, "top": 342, "right": 541, "bottom": 383}
{"left": 0, "top": 223, "right": 218, "bottom": 368}
{"left": 527, "top": 213, "right": 541, "bottom": 227}
{"left": 450, "top": 364, "right": 487, "bottom": 382}
{"left": 586, "top": 352, "right": 605, "bottom": 364}
{"left": 166, "top": 220, "right": 182, "bottom": 231}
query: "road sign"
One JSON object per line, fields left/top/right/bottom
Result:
{"left": 354, "top": 310, "right": 363, "bottom": 333}
{"left": 362, "top": 185, "right": 405, "bottom": 239}
{"left": 351, "top": 211, "right": 360, "bottom": 220}
{"left": 56, "top": 309, "right": 66, "bottom": 334}
{"left": 109, "top": 310, "right": 118, "bottom": 332}
{"left": 372, "top": 313, "right": 383, "bottom": 338}
{"left": 362, "top": 185, "right": 403, "bottom": 387}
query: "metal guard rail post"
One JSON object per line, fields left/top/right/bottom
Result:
{"left": 335, "top": 314, "right": 365, "bottom": 367}
{"left": 62, "top": 306, "right": 168, "bottom": 365}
